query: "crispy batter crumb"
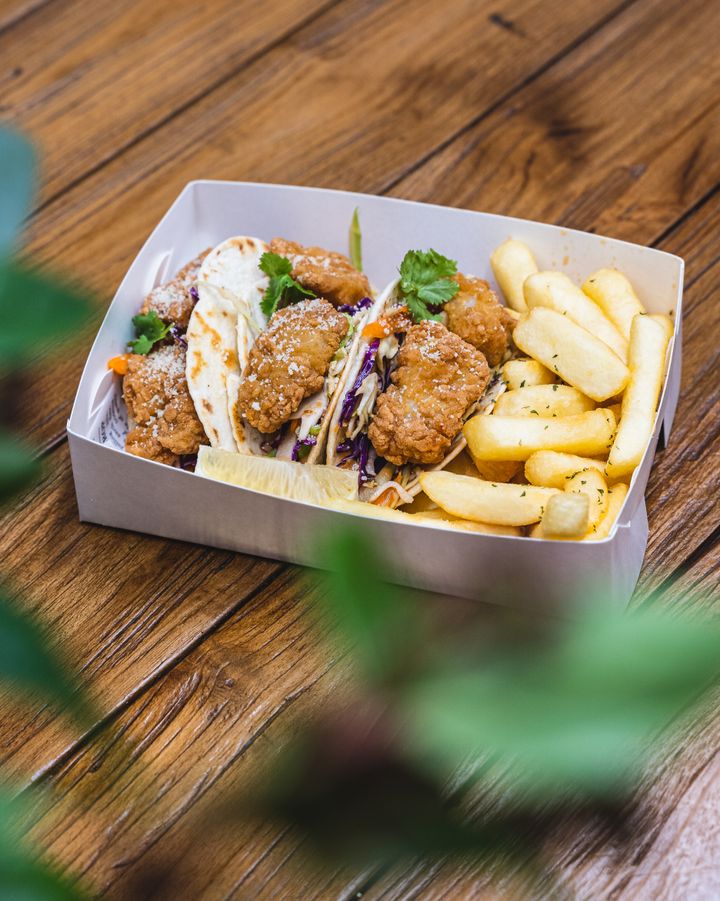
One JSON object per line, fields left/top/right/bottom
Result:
{"left": 236, "top": 299, "right": 348, "bottom": 434}
{"left": 368, "top": 321, "right": 489, "bottom": 465}
{"left": 444, "top": 273, "right": 514, "bottom": 366}
{"left": 139, "top": 249, "right": 210, "bottom": 329}
{"left": 270, "top": 237, "right": 371, "bottom": 307}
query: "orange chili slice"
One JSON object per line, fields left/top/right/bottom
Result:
{"left": 371, "top": 487, "right": 399, "bottom": 507}
{"left": 362, "top": 320, "right": 389, "bottom": 340}
{"left": 107, "top": 354, "right": 129, "bottom": 376}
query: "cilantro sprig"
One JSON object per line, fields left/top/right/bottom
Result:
{"left": 260, "top": 252, "right": 315, "bottom": 318}
{"left": 398, "top": 249, "right": 460, "bottom": 322}
{"left": 129, "top": 310, "right": 170, "bottom": 354}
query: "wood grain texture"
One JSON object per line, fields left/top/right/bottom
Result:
{"left": 11, "top": 0, "right": 626, "bottom": 447}
{"left": 0, "top": 443, "right": 282, "bottom": 782}
{"left": 0, "top": 0, "right": 335, "bottom": 202}
{"left": 1, "top": 0, "right": 719, "bottom": 896}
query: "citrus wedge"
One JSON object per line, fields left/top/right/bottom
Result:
{"left": 196, "top": 447, "right": 357, "bottom": 505}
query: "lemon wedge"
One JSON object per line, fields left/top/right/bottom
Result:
{"left": 196, "top": 447, "right": 357, "bottom": 505}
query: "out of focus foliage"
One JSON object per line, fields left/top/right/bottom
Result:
{"left": 247, "top": 527, "right": 720, "bottom": 875}
{"left": 0, "top": 125, "right": 92, "bottom": 900}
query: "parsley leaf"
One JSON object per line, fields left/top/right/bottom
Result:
{"left": 129, "top": 310, "right": 170, "bottom": 354}
{"left": 259, "top": 252, "right": 315, "bottom": 318}
{"left": 398, "top": 249, "right": 459, "bottom": 322}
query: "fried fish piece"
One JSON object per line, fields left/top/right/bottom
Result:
{"left": 139, "top": 249, "right": 210, "bottom": 329}
{"left": 124, "top": 344, "right": 207, "bottom": 464}
{"left": 236, "top": 299, "right": 349, "bottom": 434}
{"left": 368, "top": 321, "right": 490, "bottom": 466}
{"left": 270, "top": 237, "right": 371, "bottom": 307}
{"left": 444, "top": 273, "right": 515, "bottom": 366}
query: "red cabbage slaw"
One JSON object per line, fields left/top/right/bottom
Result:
{"left": 339, "top": 339, "right": 380, "bottom": 426}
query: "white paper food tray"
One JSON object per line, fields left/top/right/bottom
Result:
{"left": 68, "top": 182, "right": 683, "bottom": 611}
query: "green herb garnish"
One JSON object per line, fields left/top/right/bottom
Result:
{"left": 259, "top": 252, "right": 315, "bottom": 319}
{"left": 129, "top": 310, "right": 170, "bottom": 354}
{"left": 398, "top": 249, "right": 460, "bottom": 322}
{"left": 349, "top": 207, "right": 363, "bottom": 272}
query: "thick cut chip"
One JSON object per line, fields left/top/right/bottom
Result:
{"left": 582, "top": 269, "right": 645, "bottom": 340}
{"left": 606, "top": 314, "right": 670, "bottom": 479}
{"left": 513, "top": 308, "right": 630, "bottom": 402}
{"left": 537, "top": 492, "right": 589, "bottom": 539}
{"left": 502, "top": 358, "right": 555, "bottom": 391}
{"left": 524, "top": 451, "right": 607, "bottom": 489}
{"left": 524, "top": 271, "right": 628, "bottom": 361}
{"left": 464, "top": 409, "right": 616, "bottom": 462}
{"left": 490, "top": 239, "right": 538, "bottom": 312}
{"left": 419, "top": 471, "right": 557, "bottom": 526}
{"left": 565, "top": 468, "right": 609, "bottom": 533}
{"left": 328, "top": 499, "right": 520, "bottom": 535}
{"left": 493, "top": 384, "right": 595, "bottom": 418}
{"left": 586, "top": 482, "right": 629, "bottom": 540}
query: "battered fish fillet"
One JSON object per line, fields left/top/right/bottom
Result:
{"left": 139, "top": 249, "right": 210, "bottom": 330}
{"left": 236, "top": 299, "right": 349, "bottom": 434}
{"left": 270, "top": 237, "right": 371, "bottom": 307}
{"left": 444, "top": 273, "right": 515, "bottom": 367}
{"left": 124, "top": 345, "right": 208, "bottom": 465}
{"left": 368, "top": 321, "right": 489, "bottom": 466}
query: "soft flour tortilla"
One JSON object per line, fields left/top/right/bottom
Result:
{"left": 186, "top": 236, "right": 269, "bottom": 452}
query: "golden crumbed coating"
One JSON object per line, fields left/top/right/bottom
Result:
{"left": 236, "top": 299, "right": 349, "bottom": 434}
{"left": 139, "top": 249, "right": 210, "bottom": 329}
{"left": 444, "top": 273, "right": 515, "bottom": 367}
{"left": 368, "top": 321, "right": 489, "bottom": 466}
{"left": 270, "top": 237, "right": 371, "bottom": 307}
{"left": 123, "top": 345, "right": 207, "bottom": 464}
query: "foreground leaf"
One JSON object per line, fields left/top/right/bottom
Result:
{"left": 405, "top": 608, "right": 720, "bottom": 798}
{"left": 0, "top": 262, "right": 93, "bottom": 366}
{"left": 316, "top": 526, "right": 427, "bottom": 686}
{"left": 0, "top": 591, "right": 90, "bottom": 725}
{"left": 0, "top": 128, "right": 35, "bottom": 258}
{"left": 0, "top": 431, "right": 41, "bottom": 505}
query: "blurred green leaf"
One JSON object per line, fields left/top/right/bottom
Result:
{"left": 0, "top": 592, "right": 90, "bottom": 726}
{"left": 0, "top": 792, "right": 86, "bottom": 900}
{"left": 0, "top": 432, "right": 41, "bottom": 505}
{"left": 0, "top": 262, "right": 93, "bottom": 366}
{"left": 0, "top": 128, "right": 35, "bottom": 259}
{"left": 405, "top": 609, "right": 720, "bottom": 798}
{"left": 318, "top": 526, "right": 427, "bottom": 686}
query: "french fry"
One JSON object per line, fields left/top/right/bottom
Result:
{"left": 419, "top": 471, "right": 557, "bottom": 526}
{"left": 649, "top": 313, "right": 674, "bottom": 340}
{"left": 524, "top": 271, "right": 628, "bottom": 361}
{"left": 565, "top": 469, "right": 608, "bottom": 532}
{"left": 586, "top": 482, "right": 629, "bottom": 540}
{"left": 536, "top": 492, "right": 590, "bottom": 539}
{"left": 606, "top": 403, "right": 623, "bottom": 423}
{"left": 490, "top": 239, "right": 538, "bottom": 313}
{"left": 582, "top": 268, "right": 645, "bottom": 340}
{"left": 502, "top": 358, "right": 555, "bottom": 391}
{"left": 414, "top": 509, "right": 521, "bottom": 536}
{"left": 524, "top": 451, "right": 607, "bottom": 489}
{"left": 493, "top": 384, "right": 595, "bottom": 418}
{"left": 513, "top": 308, "right": 630, "bottom": 401}
{"left": 464, "top": 409, "right": 616, "bottom": 462}
{"left": 425, "top": 449, "right": 522, "bottom": 487}
{"left": 606, "top": 315, "right": 670, "bottom": 480}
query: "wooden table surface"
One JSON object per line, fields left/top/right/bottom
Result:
{"left": 2, "top": 0, "right": 719, "bottom": 897}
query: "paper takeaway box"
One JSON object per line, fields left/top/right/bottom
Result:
{"left": 68, "top": 182, "right": 683, "bottom": 611}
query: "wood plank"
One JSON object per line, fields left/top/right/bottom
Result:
{"left": 0, "top": 0, "right": 336, "bottom": 202}
{"left": 2, "top": 0, "right": 718, "bottom": 793}
{"left": 10, "top": 0, "right": 626, "bottom": 447}
{"left": 0, "top": 442, "right": 282, "bottom": 782}
{"left": 0, "top": 0, "right": 50, "bottom": 34}
{"left": 16, "top": 570, "right": 348, "bottom": 898}
{"left": 390, "top": 0, "right": 720, "bottom": 243}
